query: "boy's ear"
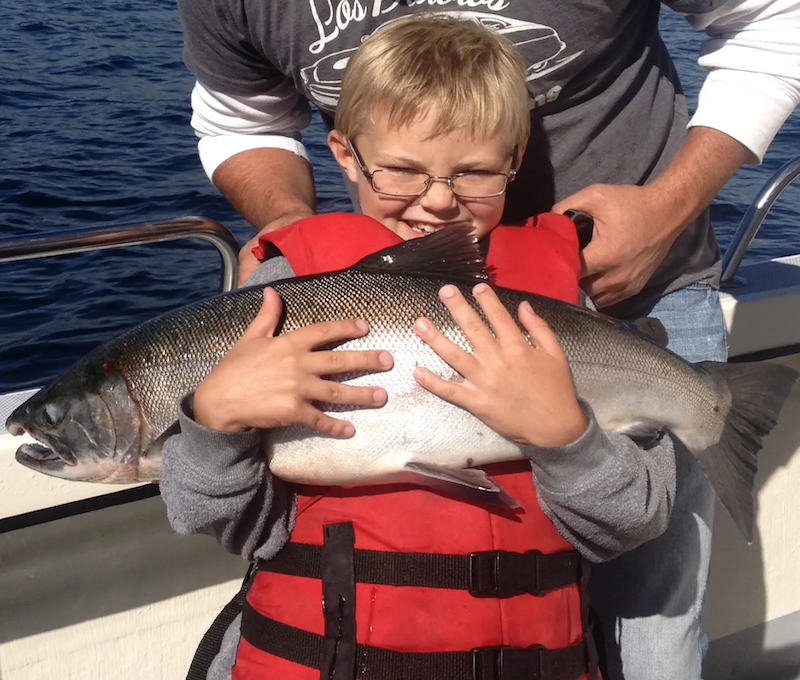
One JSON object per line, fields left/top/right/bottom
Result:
{"left": 328, "top": 130, "right": 360, "bottom": 183}
{"left": 516, "top": 139, "right": 528, "bottom": 167}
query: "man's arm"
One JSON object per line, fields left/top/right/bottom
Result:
{"left": 555, "top": 0, "right": 800, "bottom": 308}
{"left": 213, "top": 147, "right": 315, "bottom": 232}
{"left": 189, "top": 80, "right": 317, "bottom": 282}
{"left": 213, "top": 148, "right": 315, "bottom": 283}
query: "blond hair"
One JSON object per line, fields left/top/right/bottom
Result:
{"left": 335, "top": 14, "right": 530, "bottom": 151}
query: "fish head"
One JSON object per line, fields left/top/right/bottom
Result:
{"left": 5, "top": 358, "right": 148, "bottom": 483}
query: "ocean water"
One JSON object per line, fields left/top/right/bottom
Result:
{"left": 0, "top": 1, "right": 798, "bottom": 393}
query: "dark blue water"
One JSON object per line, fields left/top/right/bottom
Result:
{"left": 1, "top": 1, "right": 798, "bottom": 393}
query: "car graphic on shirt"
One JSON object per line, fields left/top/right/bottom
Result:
{"left": 300, "top": 11, "right": 568, "bottom": 109}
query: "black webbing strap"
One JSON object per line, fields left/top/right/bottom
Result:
{"left": 320, "top": 522, "right": 357, "bottom": 680}
{"left": 241, "top": 603, "right": 588, "bottom": 680}
{"left": 579, "top": 558, "right": 599, "bottom": 680}
{"left": 263, "top": 542, "right": 582, "bottom": 598}
{"left": 185, "top": 563, "right": 257, "bottom": 680}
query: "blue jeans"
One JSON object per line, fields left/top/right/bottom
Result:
{"left": 590, "top": 282, "right": 728, "bottom": 680}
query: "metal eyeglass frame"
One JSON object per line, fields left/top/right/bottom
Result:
{"left": 346, "top": 139, "right": 518, "bottom": 199}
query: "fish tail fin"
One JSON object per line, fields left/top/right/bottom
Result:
{"left": 693, "top": 361, "right": 798, "bottom": 543}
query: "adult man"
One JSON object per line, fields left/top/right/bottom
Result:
{"left": 175, "top": 1, "right": 800, "bottom": 677}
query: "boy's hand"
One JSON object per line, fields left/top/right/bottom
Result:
{"left": 412, "top": 284, "right": 587, "bottom": 448}
{"left": 194, "top": 288, "right": 393, "bottom": 437}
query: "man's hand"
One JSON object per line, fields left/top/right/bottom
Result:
{"left": 554, "top": 127, "right": 751, "bottom": 308}
{"left": 553, "top": 184, "right": 680, "bottom": 308}
{"left": 239, "top": 212, "right": 312, "bottom": 285}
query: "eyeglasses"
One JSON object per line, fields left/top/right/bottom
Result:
{"left": 347, "top": 139, "right": 517, "bottom": 199}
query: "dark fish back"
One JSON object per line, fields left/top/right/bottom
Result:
{"left": 111, "top": 287, "right": 264, "bottom": 434}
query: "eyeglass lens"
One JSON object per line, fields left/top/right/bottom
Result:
{"left": 371, "top": 170, "right": 507, "bottom": 198}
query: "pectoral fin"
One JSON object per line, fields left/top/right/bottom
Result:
{"left": 404, "top": 462, "right": 519, "bottom": 509}
{"left": 139, "top": 420, "right": 181, "bottom": 481}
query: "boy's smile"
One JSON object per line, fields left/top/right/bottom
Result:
{"left": 329, "top": 114, "right": 521, "bottom": 242}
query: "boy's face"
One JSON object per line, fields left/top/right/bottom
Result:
{"left": 329, "top": 114, "right": 521, "bottom": 241}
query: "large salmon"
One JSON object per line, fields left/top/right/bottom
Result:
{"left": 6, "top": 226, "right": 797, "bottom": 541}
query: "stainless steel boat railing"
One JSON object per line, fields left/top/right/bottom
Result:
{"left": 0, "top": 216, "right": 240, "bottom": 293}
{"left": 721, "top": 156, "right": 800, "bottom": 287}
{"left": 0, "top": 217, "right": 241, "bottom": 533}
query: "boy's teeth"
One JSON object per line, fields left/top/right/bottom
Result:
{"left": 410, "top": 223, "right": 436, "bottom": 233}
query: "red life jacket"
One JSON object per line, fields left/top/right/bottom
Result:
{"left": 235, "top": 213, "right": 592, "bottom": 680}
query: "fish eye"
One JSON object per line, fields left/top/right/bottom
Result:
{"left": 42, "top": 404, "right": 63, "bottom": 428}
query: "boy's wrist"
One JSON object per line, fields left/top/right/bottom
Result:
{"left": 523, "top": 404, "right": 588, "bottom": 448}
{"left": 193, "top": 383, "right": 248, "bottom": 433}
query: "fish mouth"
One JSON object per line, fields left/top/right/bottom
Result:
{"left": 12, "top": 427, "right": 78, "bottom": 471}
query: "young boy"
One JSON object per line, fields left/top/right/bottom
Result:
{"left": 160, "top": 15, "right": 677, "bottom": 680}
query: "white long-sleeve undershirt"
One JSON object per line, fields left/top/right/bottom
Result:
{"left": 685, "top": 0, "right": 800, "bottom": 162}
{"left": 191, "top": 79, "right": 311, "bottom": 180}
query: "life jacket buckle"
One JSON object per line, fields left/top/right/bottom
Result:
{"left": 468, "top": 550, "right": 545, "bottom": 598}
{"left": 471, "top": 643, "right": 545, "bottom": 680}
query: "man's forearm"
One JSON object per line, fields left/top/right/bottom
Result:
{"left": 648, "top": 126, "right": 752, "bottom": 237}
{"left": 213, "top": 147, "right": 316, "bottom": 232}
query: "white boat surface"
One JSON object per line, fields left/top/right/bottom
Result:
{"left": 1, "top": 168, "right": 800, "bottom": 678}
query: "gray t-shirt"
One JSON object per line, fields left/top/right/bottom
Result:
{"left": 176, "top": 0, "right": 727, "bottom": 317}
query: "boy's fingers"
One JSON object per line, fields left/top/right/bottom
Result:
{"left": 305, "top": 381, "right": 388, "bottom": 408}
{"left": 472, "top": 283, "right": 522, "bottom": 344}
{"left": 305, "top": 349, "right": 394, "bottom": 376}
{"left": 413, "top": 366, "right": 468, "bottom": 408}
{"left": 519, "top": 302, "right": 563, "bottom": 356}
{"left": 414, "top": 317, "right": 477, "bottom": 375}
{"left": 290, "top": 317, "right": 371, "bottom": 350}
{"left": 297, "top": 404, "right": 356, "bottom": 438}
{"left": 242, "top": 288, "right": 283, "bottom": 340}
{"left": 437, "top": 285, "right": 495, "bottom": 352}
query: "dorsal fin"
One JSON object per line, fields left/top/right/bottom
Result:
{"left": 353, "top": 225, "right": 491, "bottom": 283}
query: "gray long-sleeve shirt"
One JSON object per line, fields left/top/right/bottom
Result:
{"left": 158, "top": 256, "right": 677, "bottom": 678}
